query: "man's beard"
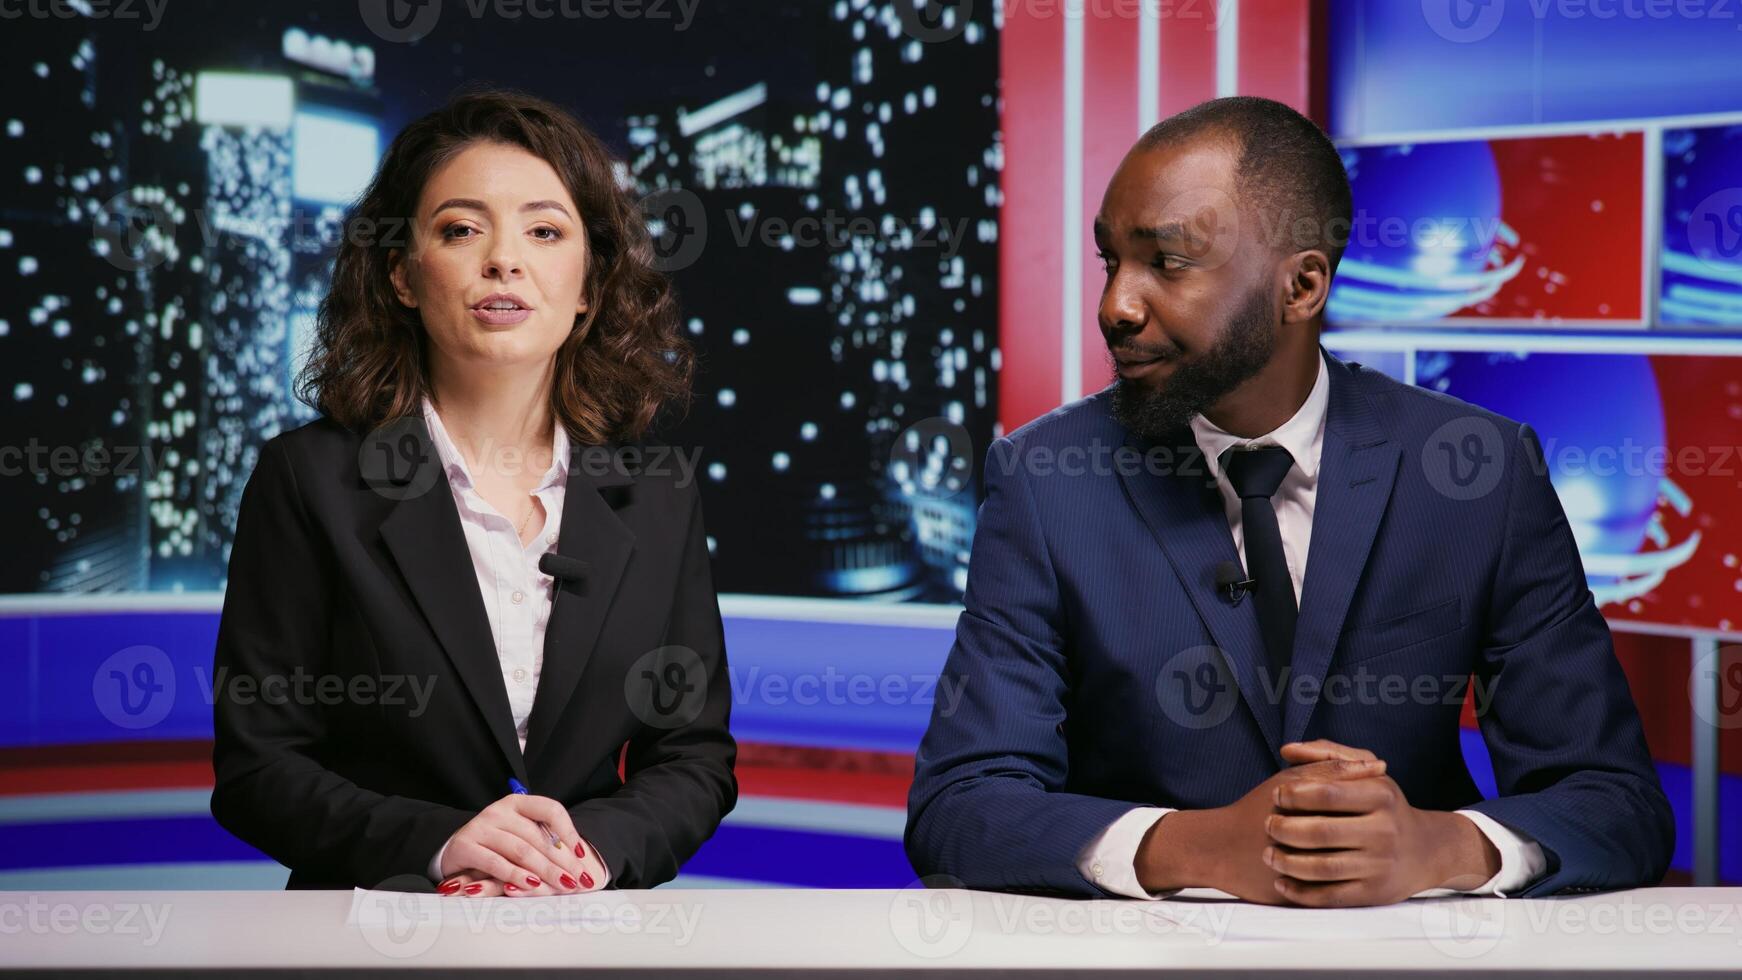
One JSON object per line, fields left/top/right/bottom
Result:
{"left": 1109, "top": 285, "right": 1276, "bottom": 444}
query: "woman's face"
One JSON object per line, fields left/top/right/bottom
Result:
{"left": 390, "top": 141, "right": 590, "bottom": 373}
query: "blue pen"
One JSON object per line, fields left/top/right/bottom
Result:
{"left": 507, "top": 777, "right": 565, "bottom": 850}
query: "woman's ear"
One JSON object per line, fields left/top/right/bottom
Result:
{"left": 388, "top": 249, "right": 418, "bottom": 308}
{"left": 574, "top": 228, "right": 592, "bottom": 316}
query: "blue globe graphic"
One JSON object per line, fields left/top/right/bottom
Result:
{"left": 1418, "top": 352, "right": 1665, "bottom": 561}
{"left": 1345, "top": 141, "right": 1501, "bottom": 274}
{"left": 1662, "top": 125, "right": 1742, "bottom": 259}
{"left": 1660, "top": 125, "right": 1742, "bottom": 326}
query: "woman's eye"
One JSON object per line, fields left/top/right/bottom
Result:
{"left": 531, "top": 227, "right": 562, "bottom": 241}
{"left": 442, "top": 225, "right": 475, "bottom": 241}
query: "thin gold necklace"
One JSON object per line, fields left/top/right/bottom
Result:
{"left": 517, "top": 496, "right": 537, "bottom": 540}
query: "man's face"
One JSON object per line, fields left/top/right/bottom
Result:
{"left": 1094, "top": 137, "right": 1279, "bottom": 441}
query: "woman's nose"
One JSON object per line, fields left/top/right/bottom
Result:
{"left": 484, "top": 247, "right": 523, "bottom": 278}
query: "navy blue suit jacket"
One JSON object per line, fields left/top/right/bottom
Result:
{"left": 907, "top": 347, "right": 1673, "bottom": 897}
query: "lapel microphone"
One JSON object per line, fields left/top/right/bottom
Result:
{"left": 1214, "top": 561, "right": 1256, "bottom": 606}
{"left": 539, "top": 553, "right": 592, "bottom": 587}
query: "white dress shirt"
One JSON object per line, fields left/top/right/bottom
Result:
{"left": 417, "top": 396, "right": 606, "bottom": 886}
{"left": 1078, "top": 352, "right": 1547, "bottom": 899}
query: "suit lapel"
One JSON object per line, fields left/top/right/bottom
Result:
{"left": 522, "top": 447, "right": 637, "bottom": 775}
{"left": 1283, "top": 352, "right": 1400, "bottom": 745}
{"left": 377, "top": 416, "right": 530, "bottom": 786}
{"left": 1118, "top": 430, "right": 1285, "bottom": 756}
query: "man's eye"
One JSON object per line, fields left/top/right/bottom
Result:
{"left": 1154, "top": 253, "right": 1187, "bottom": 271}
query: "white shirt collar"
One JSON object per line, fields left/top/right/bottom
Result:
{"left": 420, "top": 394, "right": 570, "bottom": 493}
{"left": 1189, "top": 349, "right": 1330, "bottom": 483}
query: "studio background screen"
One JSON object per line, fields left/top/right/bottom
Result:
{"left": 0, "top": 0, "right": 1001, "bottom": 603}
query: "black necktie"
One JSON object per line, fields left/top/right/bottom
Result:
{"left": 1222, "top": 445, "right": 1297, "bottom": 677}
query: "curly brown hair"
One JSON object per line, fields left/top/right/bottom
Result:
{"left": 296, "top": 85, "right": 693, "bottom": 445}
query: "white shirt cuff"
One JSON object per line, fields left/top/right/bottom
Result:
{"left": 1076, "top": 807, "right": 1180, "bottom": 899}
{"left": 428, "top": 835, "right": 453, "bottom": 882}
{"left": 1411, "top": 809, "right": 1549, "bottom": 898}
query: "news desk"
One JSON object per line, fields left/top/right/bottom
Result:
{"left": 3, "top": 886, "right": 1739, "bottom": 977}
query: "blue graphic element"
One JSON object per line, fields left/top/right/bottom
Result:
{"left": 1332, "top": 0, "right": 1742, "bottom": 136}
{"left": 0, "top": 611, "right": 958, "bottom": 753}
{"left": 1662, "top": 125, "right": 1742, "bottom": 328}
{"left": 685, "top": 824, "right": 915, "bottom": 887}
{"left": 1330, "top": 141, "right": 1524, "bottom": 325}
{"left": 1416, "top": 351, "right": 1699, "bottom": 607}
{"left": 95, "top": 651, "right": 172, "bottom": 730}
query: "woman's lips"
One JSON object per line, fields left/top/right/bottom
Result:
{"left": 470, "top": 307, "right": 532, "bottom": 325}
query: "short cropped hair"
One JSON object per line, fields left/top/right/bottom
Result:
{"left": 1137, "top": 96, "right": 1353, "bottom": 273}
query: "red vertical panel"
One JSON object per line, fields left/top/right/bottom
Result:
{"left": 1612, "top": 633, "right": 1693, "bottom": 766}
{"left": 1238, "top": 0, "right": 1312, "bottom": 113}
{"left": 1611, "top": 633, "right": 1742, "bottom": 776}
{"left": 1157, "top": 10, "right": 1219, "bottom": 118}
{"left": 1077, "top": 16, "right": 1141, "bottom": 400}
{"left": 999, "top": 2, "right": 1317, "bottom": 430}
{"left": 998, "top": 10, "right": 1065, "bottom": 434}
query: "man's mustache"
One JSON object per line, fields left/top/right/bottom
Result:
{"left": 1111, "top": 344, "right": 1180, "bottom": 361}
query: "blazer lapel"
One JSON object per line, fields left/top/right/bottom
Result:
{"left": 1283, "top": 352, "right": 1401, "bottom": 745}
{"left": 1118, "top": 429, "right": 1285, "bottom": 756}
{"left": 377, "top": 416, "right": 529, "bottom": 786}
{"left": 522, "top": 446, "right": 637, "bottom": 775}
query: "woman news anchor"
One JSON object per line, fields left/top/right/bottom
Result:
{"left": 210, "top": 88, "right": 736, "bottom": 896}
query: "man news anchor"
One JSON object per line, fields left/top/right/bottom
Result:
{"left": 906, "top": 97, "right": 1674, "bottom": 906}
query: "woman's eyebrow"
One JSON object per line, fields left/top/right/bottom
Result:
{"left": 430, "top": 198, "right": 574, "bottom": 220}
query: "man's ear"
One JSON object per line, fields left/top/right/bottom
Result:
{"left": 1280, "top": 249, "right": 1331, "bottom": 324}
{"left": 388, "top": 249, "right": 417, "bottom": 308}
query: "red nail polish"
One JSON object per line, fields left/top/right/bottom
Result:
{"left": 579, "top": 871, "right": 594, "bottom": 889}
{"left": 560, "top": 873, "right": 578, "bottom": 889}
{"left": 525, "top": 875, "right": 541, "bottom": 888}
{"left": 505, "top": 883, "right": 518, "bottom": 892}
{"left": 438, "top": 880, "right": 460, "bottom": 894}
{"left": 464, "top": 883, "right": 483, "bottom": 895}
{"left": 575, "top": 841, "right": 586, "bottom": 858}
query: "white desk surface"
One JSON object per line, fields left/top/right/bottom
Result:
{"left": 2, "top": 886, "right": 1739, "bottom": 975}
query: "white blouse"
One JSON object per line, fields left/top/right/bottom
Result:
{"left": 420, "top": 395, "right": 569, "bottom": 754}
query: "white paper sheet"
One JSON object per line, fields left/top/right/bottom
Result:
{"left": 346, "top": 886, "right": 621, "bottom": 928}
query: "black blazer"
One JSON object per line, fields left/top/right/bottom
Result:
{"left": 209, "top": 414, "right": 737, "bottom": 890}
